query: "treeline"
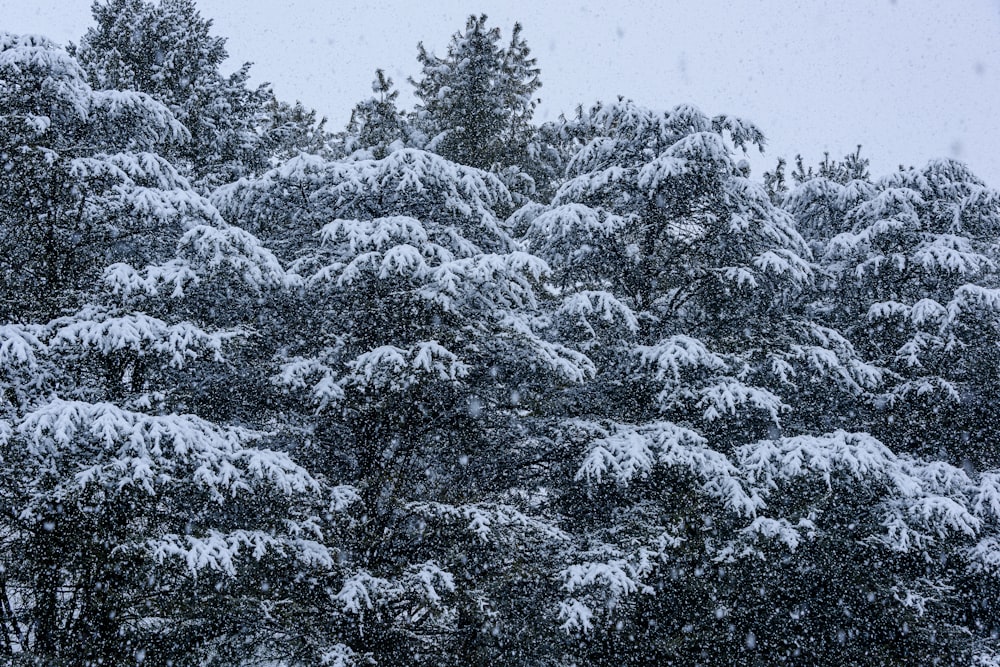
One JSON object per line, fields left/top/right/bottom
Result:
{"left": 2, "top": 1, "right": 1000, "bottom": 665}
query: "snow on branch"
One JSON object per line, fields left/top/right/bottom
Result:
{"left": 638, "top": 335, "right": 728, "bottom": 382}
{"left": 557, "top": 291, "right": 639, "bottom": 335}
{"left": 7, "top": 399, "right": 320, "bottom": 502}
{"left": 344, "top": 341, "right": 470, "bottom": 393}
{"left": 0, "top": 324, "right": 46, "bottom": 369}
{"left": 51, "top": 306, "right": 235, "bottom": 367}
{"left": 179, "top": 223, "right": 287, "bottom": 289}
{"left": 496, "top": 312, "right": 596, "bottom": 383}
{"left": 149, "top": 529, "right": 333, "bottom": 576}
{"left": 697, "top": 379, "right": 787, "bottom": 423}
{"left": 320, "top": 215, "right": 430, "bottom": 252}
{"left": 409, "top": 501, "right": 569, "bottom": 543}
{"left": 575, "top": 420, "right": 762, "bottom": 516}
{"left": 737, "top": 430, "right": 995, "bottom": 553}
{"left": 104, "top": 259, "right": 200, "bottom": 298}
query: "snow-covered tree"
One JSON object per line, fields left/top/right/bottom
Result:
{"left": 788, "top": 158, "right": 1000, "bottom": 465}
{"left": 337, "top": 69, "right": 410, "bottom": 160}
{"left": 559, "top": 425, "right": 1000, "bottom": 665}
{"left": 259, "top": 93, "right": 330, "bottom": 163}
{"left": 0, "top": 31, "right": 185, "bottom": 320}
{"left": 510, "top": 100, "right": 1000, "bottom": 663}
{"left": 0, "top": 397, "right": 340, "bottom": 664}
{"left": 525, "top": 101, "right": 878, "bottom": 441}
{"left": 8, "top": 8, "right": 1000, "bottom": 664}
{"left": 411, "top": 15, "right": 540, "bottom": 174}
{"left": 73, "top": 0, "right": 270, "bottom": 186}
{"left": 0, "top": 33, "right": 350, "bottom": 665}
{"left": 215, "top": 145, "right": 590, "bottom": 664}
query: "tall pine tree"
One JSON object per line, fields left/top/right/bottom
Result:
{"left": 73, "top": 0, "right": 270, "bottom": 186}
{"left": 411, "top": 15, "right": 540, "bottom": 173}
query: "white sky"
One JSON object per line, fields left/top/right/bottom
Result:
{"left": 5, "top": 0, "right": 1000, "bottom": 185}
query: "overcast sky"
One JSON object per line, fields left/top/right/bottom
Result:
{"left": 5, "top": 0, "right": 1000, "bottom": 185}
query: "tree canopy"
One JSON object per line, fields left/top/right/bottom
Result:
{"left": 2, "top": 4, "right": 1000, "bottom": 665}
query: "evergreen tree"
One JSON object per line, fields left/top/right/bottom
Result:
{"left": 7, "top": 7, "right": 1000, "bottom": 665}
{"left": 0, "top": 33, "right": 354, "bottom": 665}
{"left": 787, "top": 157, "right": 1000, "bottom": 466}
{"left": 0, "top": 31, "right": 186, "bottom": 320}
{"left": 73, "top": 0, "right": 270, "bottom": 185}
{"left": 499, "top": 23, "right": 541, "bottom": 151}
{"left": 411, "top": 15, "right": 540, "bottom": 173}
{"left": 518, "top": 100, "right": 997, "bottom": 664}
{"left": 215, "top": 146, "right": 591, "bottom": 665}
{"left": 338, "top": 69, "right": 410, "bottom": 159}
{"left": 259, "top": 93, "right": 330, "bottom": 163}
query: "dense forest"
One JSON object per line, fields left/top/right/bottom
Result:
{"left": 2, "top": 1, "right": 1000, "bottom": 664}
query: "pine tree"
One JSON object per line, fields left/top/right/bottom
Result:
{"left": 411, "top": 15, "right": 540, "bottom": 173}
{"left": 515, "top": 100, "right": 997, "bottom": 664}
{"left": 0, "top": 31, "right": 186, "bottom": 320}
{"left": 73, "top": 0, "right": 270, "bottom": 186}
{"left": 8, "top": 8, "right": 1000, "bottom": 665}
{"left": 215, "top": 145, "right": 591, "bottom": 664}
{"left": 0, "top": 33, "right": 348, "bottom": 664}
{"left": 329, "top": 69, "right": 415, "bottom": 161}
{"left": 788, "top": 157, "right": 1000, "bottom": 466}
{"left": 259, "top": 93, "right": 330, "bottom": 163}
{"left": 499, "top": 23, "right": 541, "bottom": 151}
